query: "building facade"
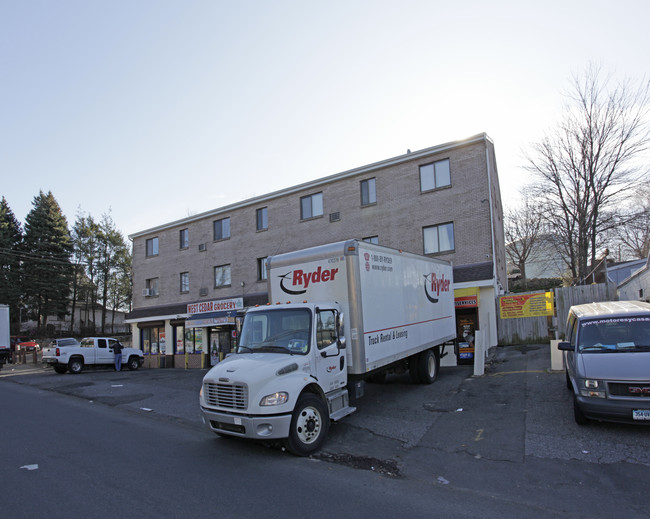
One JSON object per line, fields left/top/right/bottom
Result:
{"left": 126, "top": 133, "right": 507, "bottom": 368}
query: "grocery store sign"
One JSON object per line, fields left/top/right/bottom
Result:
{"left": 187, "top": 297, "right": 243, "bottom": 315}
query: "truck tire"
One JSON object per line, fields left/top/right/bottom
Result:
{"left": 285, "top": 393, "right": 329, "bottom": 456}
{"left": 411, "top": 348, "right": 439, "bottom": 384}
{"left": 53, "top": 365, "right": 67, "bottom": 374}
{"left": 68, "top": 358, "right": 84, "bottom": 374}
{"left": 127, "top": 356, "right": 140, "bottom": 371}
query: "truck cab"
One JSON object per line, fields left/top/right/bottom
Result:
{"left": 200, "top": 302, "right": 353, "bottom": 455}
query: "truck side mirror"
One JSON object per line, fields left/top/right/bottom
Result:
{"left": 558, "top": 341, "right": 573, "bottom": 351}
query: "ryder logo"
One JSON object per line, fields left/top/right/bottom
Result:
{"left": 279, "top": 266, "right": 339, "bottom": 295}
{"left": 424, "top": 273, "right": 451, "bottom": 303}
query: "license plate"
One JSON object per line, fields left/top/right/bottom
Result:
{"left": 633, "top": 410, "right": 650, "bottom": 420}
{"left": 459, "top": 352, "right": 473, "bottom": 359}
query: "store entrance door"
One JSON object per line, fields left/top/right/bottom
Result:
{"left": 208, "top": 327, "right": 232, "bottom": 366}
{"left": 456, "top": 308, "right": 478, "bottom": 364}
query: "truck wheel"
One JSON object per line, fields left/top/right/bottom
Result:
{"left": 413, "top": 348, "right": 439, "bottom": 385}
{"left": 127, "top": 356, "right": 140, "bottom": 371}
{"left": 68, "top": 358, "right": 84, "bottom": 374}
{"left": 54, "top": 366, "right": 67, "bottom": 374}
{"left": 286, "top": 393, "right": 329, "bottom": 456}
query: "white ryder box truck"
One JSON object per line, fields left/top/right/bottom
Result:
{"left": 200, "top": 240, "right": 455, "bottom": 455}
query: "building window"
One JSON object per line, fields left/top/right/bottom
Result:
{"left": 300, "top": 193, "right": 323, "bottom": 220}
{"left": 146, "top": 237, "right": 159, "bottom": 257}
{"left": 362, "top": 236, "right": 379, "bottom": 244}
{"left": 141, "top": 326, "right": 164, "bottom": 355}
{"left": 145, "top": 277, "right": 159, "bottom": 296}
{"left": 360, "top": 178, "right": 376, "bottom": 206}
{"left": 257, "top": 257, "right": 268, "bottom": 281}
{"left": 214, "top": 264, "right": 231, "bottom": 288}
{"left": 213, "top": 217, "right": 231, "bottom": 241}
{"left": 256, "top": 207, "right": 268, "bottom": 231}
{"left": 180, "top": 272, "right": 189, "bottom": 293}
{"left": 423, "top": 223, "right": 455, "bottom": 254}
{"left": 179, "top": 229, "right": 189, "bottom": 249}
{"left": 184, "top": 328, "right": 204, "bottom": 354}
{"left": 420, "top": 159, "right": 451, "bottom": 192}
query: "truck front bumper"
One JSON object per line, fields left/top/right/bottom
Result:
{"left": 201, "top": 406, "right": 292, "bottom": 440}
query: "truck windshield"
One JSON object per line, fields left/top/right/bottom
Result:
{"left": 238, "top": 308, "right": 311, "bottom": 355}
{"left": 578, "top": 316, "right": 650, "bottom": 353}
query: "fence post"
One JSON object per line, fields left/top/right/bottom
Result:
{"left": 473, "top": 330, "right": 485, "bottom": 376}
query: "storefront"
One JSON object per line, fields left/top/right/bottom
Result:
{"left": 454, "top": 287, "right": 480, "bottom": 363}
{"left": 127, "top": 296, "right": 251, "bottom": 368}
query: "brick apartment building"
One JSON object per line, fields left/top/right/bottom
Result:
{"left": 126, "top": 133, "right": 507, "bottom": 368}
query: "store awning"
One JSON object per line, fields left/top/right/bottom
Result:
{"left": 185, "top": 310, "right": 237, "bottom": 328}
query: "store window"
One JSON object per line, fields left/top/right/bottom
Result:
{"left": 146, "top": 237, "right": 159, "bottom": 257}
{"left": 256, "top": 207, "right": 268, "bottom": 231}
{"left": 423, "top": 223, "right": 455, "bottom": 254}
{"left": 360, "top": 178, "right": 376, "bottom": 206}
{"left": 420, "top": 159, "right": 451, "bottom": 192}
{"left": 184, "top": 328, "right": 204, "bottom": 353}
{"left": 141, "top": 326, "right": 164, "bottom": 354}
{"left": 213, "top": 217, "right": 231, "bottom": 241}
{"left": 300, "top": 192, "right": 323, "bottom": 220}
{"left": 214, "top": 264, "right": 231, "bottom": 288}
{"left": 174, "top": 325, "right": 185, "bottom": 354}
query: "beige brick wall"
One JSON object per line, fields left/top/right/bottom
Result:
{"left": 131, "top": 135, "right": 506, "bottom": 310}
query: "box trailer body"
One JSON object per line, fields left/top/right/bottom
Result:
{"left": 0, "top": 305, "right": 10, "bottom": 368}
{"left": 200, "top": 240, "right": 455, "bottom": 455}
{"left": 267, "top": 239, "right": 455, "bottom": 374}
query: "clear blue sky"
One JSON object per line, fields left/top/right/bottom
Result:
{"left": 2, "top": 0, "right": 648, "bottom": 238}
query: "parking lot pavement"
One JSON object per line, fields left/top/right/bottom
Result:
{"left": 4, "top": 345, "right": 650, "bottom": 470}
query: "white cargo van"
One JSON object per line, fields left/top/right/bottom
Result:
{"left": 200, "top": 240, "right": 456, "bottom": 454}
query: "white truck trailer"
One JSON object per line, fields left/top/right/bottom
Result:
{"left": 0, "top": 305, "right": 10, "bottom": 369}
{"left": 200, "top": 240, "right": 456, "bottom": 455}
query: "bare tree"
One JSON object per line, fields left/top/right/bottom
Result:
{"left": 525, "top": 64, "right": 650, "bottom": 284}
{"left": 504, "top": 195, "right": 544, "bottom": 290}
{"left": 612, "top": 186, "right": 650, "bottom": 259}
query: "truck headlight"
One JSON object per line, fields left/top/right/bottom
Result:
{"left": 260, "top": 392, "right": 289, "bottom": 406}
{"left": 580, "top": 379, "right": 606, "bottom": 398}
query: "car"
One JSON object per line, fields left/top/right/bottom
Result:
{"left": 558, "top": 300, "right": 650, "bottom": 425}
{"left": 17, "top": 339, "right": 40, "bottom": 352}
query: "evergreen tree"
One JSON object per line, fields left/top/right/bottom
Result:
{"left": 0, "top": 197, "right": 23, "bottom": 326}
{"left": 22, "top": 191, "right": 74, "bottom": 331}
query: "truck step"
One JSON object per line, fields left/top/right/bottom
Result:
{"left": 330, "top": 406, "right": 356, "bottom": 421}
{"left": 326, "top": 388, "right": 357, "bottom": 421}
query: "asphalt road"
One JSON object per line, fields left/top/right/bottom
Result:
{"left": 2, "top": 345, "right": 649, "bottom": 518}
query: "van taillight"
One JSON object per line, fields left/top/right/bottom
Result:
{"left": 56, "top": 348, "right": 60, "bottom": 356}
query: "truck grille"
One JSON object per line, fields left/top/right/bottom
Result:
{"left": 609, "top": 382, "right": 650, "bottom": 398}
{"left": 204, "top": 382, "right": 248, "bottom": 409}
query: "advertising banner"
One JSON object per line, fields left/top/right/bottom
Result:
{"left": 499, "top": 292, "right": 554, "bottom": 319}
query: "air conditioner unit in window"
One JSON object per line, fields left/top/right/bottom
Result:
{"left": 142, "top": 288, "right": 152, "bottom": 297}
{"left": 199, "top": 287, "right": 208, "bottom": 296}
{"left": 198, "top": 243, "right": 206, "bottom": 252}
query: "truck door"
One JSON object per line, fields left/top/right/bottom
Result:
{"left": 314, "top": 309, "right": 347, "bottom": 392}
{"left": 96, "top": 338, "right": 114, "bottom": 364}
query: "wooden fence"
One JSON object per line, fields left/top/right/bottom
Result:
{"left": 497, "top": 283, "right": 615, "bottom": 345}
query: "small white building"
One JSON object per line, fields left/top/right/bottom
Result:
{"left": 618, "top": 256, "right": 650, "bottom": 302}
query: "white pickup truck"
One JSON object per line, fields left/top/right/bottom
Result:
{"left": 42, "top": 337, "right": 144, "bottom": 374}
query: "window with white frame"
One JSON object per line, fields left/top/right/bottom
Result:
{"left": 214, "top": 265, "right": 231, "bottom": 288}
{"left": 145, "top": 277, "right": 160, "bottom": 296}
{"left": 300, "top": 193, "right": 323, "bottom": 220}
{"left": 213, "top": 217, "right": 231, "bottom": 241}
{"left": 420, "top": 159, "right": 451, "bottom": 192}
{"left": 146, "top": 237, "right": 159, "bottom": 257}
{"left": 179, "top": 229, "right": 189, "bottom": 249}
{"left": 423, "top": 223, "right": 455, "bottom": 254}
{"left": 180, "top": 272, "right": 189, "bottom": 293}
{"left": 360, "top": 178, "right": 376, "bottom": 206}
{"left": 256, "top": 207, "right": 268, "bottom": 231}
{"left": 257, "top": 257, "right": 268, "bottom": 280}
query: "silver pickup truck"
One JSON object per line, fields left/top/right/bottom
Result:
{"left": 42, "top": 337, "right": 144, "bottom": 374}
